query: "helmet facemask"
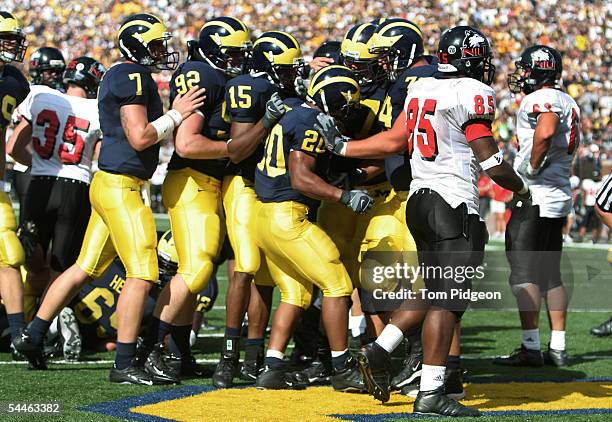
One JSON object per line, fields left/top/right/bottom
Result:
{"left": 0, "top": 33, "right": 26, "bottom": 63}
{"left": 148, "top": 36, "right": 179, "bottom": 71}
{"left": 342, "top": 54, "right": 381, "bottom": 86}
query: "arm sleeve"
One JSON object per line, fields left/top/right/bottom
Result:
{"left": 16, "top": 90, "right": 35, "bottom": 123}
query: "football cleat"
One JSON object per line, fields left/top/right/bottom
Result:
{"left": 331, "top": 356, "right": 365, "bottom": 393}
{"left": 293, "top": 358, "right": 332, "bottom": 385}
{"left": 144, "top": 343, "right": 180, "bottom": 384}
{"left": 213, "top": 353, "right": 240, "bottom": 388}
{"left": 492, "top": 345, "right": 544, "bottom": 367}
{"left": 109, "top": 364, "right": 161, "bottom": 385}
{"left": 391, "top": 346, "right": 422, "bottom": 390}
{"left": 543, "top": 346, "right": 569, "bottom": 367}
{"left": 357, "top": 342, "right": 392, "bottom": 402}
{"left": 256, "top": 365, "right": 306, "bottom": 390}
{"left": 58, "top": 307, "right": 81, "bottom": 362}
{"left": 400, "top": 382, "right": 420, "bottom": 398}
{"left": 590, "top": 317, "right": 612, "bottom": 337}
{"left": 166, "top": 354, "right": 211, "bottom": 378}
{"left": 240, "top": 359, "right": 263, "bottom": 382}
{"left": 12, "top": 328, "right": 47, "bottom": 370}
{"left": 413, "top": 386, "right": 481, "bottom": 417}
{"left": 444, "top": 367, "right": 466, "bottom": 400}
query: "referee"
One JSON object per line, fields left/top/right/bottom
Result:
{"left": 590, "top": 172, "right": 612, "bottom": 337}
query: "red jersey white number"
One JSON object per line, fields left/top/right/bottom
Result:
{"left": 21, "top": 88, "right": 101, "bottom": 184}
{"left": 406, "top": 77, "right": 496, "bottom": 216}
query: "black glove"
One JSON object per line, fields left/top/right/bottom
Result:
{"left": 340, "top": 190, "right": 374, "bottom": 214}
{"left": 262, "top": 92, "right": 286, "bottom": 129}
{"left": 16, "top": 220, "right": 40, "bottom": 259}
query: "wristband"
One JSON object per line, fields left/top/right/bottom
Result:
{"left": 517, "top": 181, "right": 529, "bottom": 195}
{"left": 340, "top": 190, "right": 350, "bottom": 205}
{"left": 479, "top": 151, "right": 503, "bottom": 171}
{"left": 0, "top": 181, "right": 10, "bottom": 193}
{"left": 166, "top": 109, "right": 183, "bottom": 126}
{"left": 150, "top": 113, "right": 176, "bottom": 143}
{"left": 337, "top": 140, "right": 348, "bottom": 156}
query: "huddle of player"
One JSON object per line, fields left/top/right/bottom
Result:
{"left": 0, "top": 9, "right": 585, "bottom": 418}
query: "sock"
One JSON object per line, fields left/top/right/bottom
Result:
{"left": 331, "top": 349, "right": 349, "bottom": 370}
{"left": 144, "top": 317, "right": 171, "bottom": 348}
{"left": 316, "top": 335, "right": 331, "bottom": 364}
{"left": 222, "top": 334, "right": 240, "bottom": 358}
{"left": 115, "top": 342, "right": 137, "bottom": 370}
{"left": 6, "top": 312, "right": 25, "bottom": 342}
{"left": 265, "top": 349, "right": 284, "bottom": 368}
{"left": 157, "top": 319, "right": 172, "bottom": 344}
{"left": 420, "top": 364, "right": 446, "bottom": 392}
{"left": 245, "top": 338, "right": 264, "bottom": 364}
{"left": 28, "top": 316, "right": 51, "bottom": 347}
{"left": 225, "top": 327, "right": 241, "bottom": 338}
{"left": 170, "top": 325, "right": 192, "bottom": 359}
{"left": 447, "top": 355, "right": 460, "bottom": 370}
{"left": 349, "top": 314, "right": 366, "bottom": 338}
{"left": 375, "top": 324, "right": 404, "bottom": 354}
{"left": 550, "top": 330, "right": 566, "bottom": 351}
{"left": 522, "top": 328, "right": 540, "bottom": 350}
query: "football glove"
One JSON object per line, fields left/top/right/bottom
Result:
{"left": 514, "top": 184, "right": 532, "bottom": 208}
{"left": 16, "top": 221, "right": 40, "bottom": 259}
{"left": 262, "top": 92, "right": 286, "bottom": 129}
{"left": 294, "top": 76, "right": 309, "bottom": 98}
{"left": 517, "top": 157, "right": 550, "bottom": 179}
{"left": 340, "top": 190, "right": 374, "bottom": 214}
{"left": 314, "top": 113, "right": 350, "bottom": 156}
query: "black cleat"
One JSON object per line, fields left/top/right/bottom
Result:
{"left": 444, "top": 368, "right": 466, "bottom": 400}
{"left": 240, "top": 359, "right": 263, "bottom": 382}
{"left": 331, "top": 356, "right": 365, "bottom": 393}
{"left": 166, "top": 354, "right": 211, "bottom": 378}
{"left": 256, "top": 365, "right": 306, "bottom": 390}
{"left": 391, "top": 352, "right": 422, "bottom": 390}
{"left": 544, "top": 347, "right": 569, "bottom": 367}
{"left": 590, "top": 317, "right": 612, "bottom": 337}
{"left": 144, "top": 343, "right": 180, "bottom": 384}
{"left": 357, "top": 343, "right": 392, "bottom": 402}
{"left": 213, "top": 354, "right": 239, "bottom": 388}
{"left": 109, "top": 364, "right": 162, "bottom": 385}
{"left": 414, "top": 387, "right": 481, "bottom": 417}
{"left": 12, "top": 328, "right": 47, "bottom": 370}
{"left": 294, "top": 358, "right": 333, "bottom": 385}
{"left": 492, "top": 345, "right": 543, "bottom": 367}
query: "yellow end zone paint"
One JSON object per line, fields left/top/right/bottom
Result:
{"left": 131, "top": 382, "right": 612, "bottom": 422}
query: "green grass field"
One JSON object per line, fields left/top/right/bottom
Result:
{"left": 0, "top": 218, "right": 610, "bottom": 421}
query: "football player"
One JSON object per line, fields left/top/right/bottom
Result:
{"left": 0, "top": 10, "right": 29, "bottom": 354}
{"left": 299, "top": 22, "right": 391, "bottom": 387}
{"left": 219, "top": 30, "right": 304, "bottom": 386}
{"left": 146, "top": 17, "right": 251, "bottom": 384}
{"left": 493, "top": 46, "right": 581, "bottom": 368}
{"left": 254, "top": 65, "right": 373, "bottom": 390}
{"left": 8, "top": 56, "right": 106, "bottom": 298}
{"left": 28, "top": 46, "right": 65, "bottom": 90}
{"left": 370, "top": 19, "right": 461, "bottom": 397}
{"left": 13, "top": 13, "right": 204, "bottom": 384}
{"left": 316, "top": 26, "right": 531, "bottom": 416}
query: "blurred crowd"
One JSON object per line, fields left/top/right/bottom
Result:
{"left": 4, "top": 0, "right": 611, "bottom": 238}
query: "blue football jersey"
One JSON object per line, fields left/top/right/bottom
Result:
{"left": 97, "top": 63, "right": 163, "bottom": 180}
{"left": 167, "top": 61, "right": 230, "bottom": 181}
{"left": 0, "top": 64, "right": 29, "bottom": 129}
{"left": 382, "top": 56, "right": 440, "bottom": 191}
{"left": 255, "top": 102, "right": 328, "bottom": 207}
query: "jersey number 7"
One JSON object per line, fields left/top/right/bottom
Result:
{"left": 33, "top": 109, "right": 89, "bottom": 164}
{"left": 406, "top": 98, "right": 438, "bottom": 161}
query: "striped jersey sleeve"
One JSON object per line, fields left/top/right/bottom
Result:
{"left": 596, "top": 173, "right": 612, "bottom": 212}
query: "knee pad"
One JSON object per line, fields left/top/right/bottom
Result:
{"left": 511, "top": 282, "right": 534, "bottom": 297}
{"left": 182, "top": 258, "right": 215, "bottom": 295}
{"left": 0, "top": 229, "right": 25, "bottom": 268}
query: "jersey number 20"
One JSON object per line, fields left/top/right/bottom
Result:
{"left": 406, "top": 98, "right": 438, "bottom": 161}
{"left": 33, "top": 109, "right": 89, "bottom": 164}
